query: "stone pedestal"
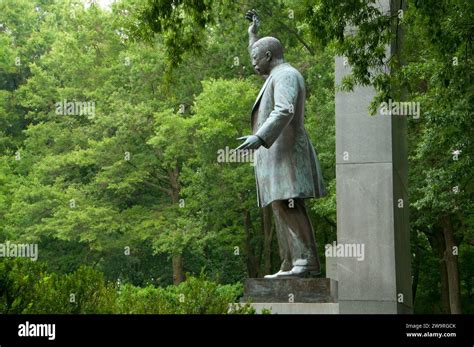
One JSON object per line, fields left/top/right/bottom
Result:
{"left": 241, "top": 278, "right": 338, "bottom": 314}
{"left": 250, "top": 303, "right": 339, "bottom": 314}
{"left": 242, "top": 278, "right": 337, "bottom": 303}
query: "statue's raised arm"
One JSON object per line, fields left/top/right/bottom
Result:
{"left": 245, "top": 9, "right": 259, "bottom": 54}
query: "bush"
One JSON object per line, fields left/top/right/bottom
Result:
{"left": 0, "top": 258, "right": 46, "bottom": 313}
{"left": 0, "top": 259, "right": 116, "bottom": 313}
{"left": 0, "top": 259, "right": 254, "bottom": 314}
{"left": 117, "top": 272, "right": 254, "bottom": 314}
{"left": 27, "top": 266, "right": 117, "bottom": 314}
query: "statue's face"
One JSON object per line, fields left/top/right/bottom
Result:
{"left": 251, "top": 46, "right": 271, "bottom": 76}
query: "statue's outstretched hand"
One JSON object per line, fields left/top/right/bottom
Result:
{"left": 245, "top": 9, "right": 259, "bottom": 35}
{"left": 236, "top": 135, "right": 263, "bottom": 151}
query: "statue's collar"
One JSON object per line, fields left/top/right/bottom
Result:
{"left": 269, "top": 62, "right": 289, "bottom": 77}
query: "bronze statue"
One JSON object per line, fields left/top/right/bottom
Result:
{"left": 237, "top": 10, "right": 326, "bottom": 278}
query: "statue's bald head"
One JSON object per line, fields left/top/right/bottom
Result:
{"left": 252, "top": 37, "right": 284, "bottom": 60}
{"left": 250, "top": 36, "right": 285, "bottom": 76}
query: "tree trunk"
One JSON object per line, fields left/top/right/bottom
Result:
{"left": 411, "top": 244, "right": 421, "bottom": 305}
{"left": 440, "top": 253, "right": 451, "bottom": 314}
{"left": 427, "top": 228, "right": 450, "bottom": 313}
{"left": 261, "top": 205, "right": 273, "bottom": 276}
{"left": 169, "top": 166, "right": 185, "bottom": 285}
{"left": 172, "top": 254, "right": 184, "bottom": 285}
{"left": 442, "top": 216, "right": 462, "bottom": 314}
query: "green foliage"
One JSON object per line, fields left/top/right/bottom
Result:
{"left": 0, "top": 0, "right": 472, "bottom": 314}
{"left": 118, "top": 272, "right": 254, "bottom": 314}
{"left": 0, "top": 259, "right": 115, "bottom": 314}
{"left": 0, "top": 259, "right": 253, "bottom": 314}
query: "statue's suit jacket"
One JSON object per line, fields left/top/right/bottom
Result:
{"left": 252, "top": 62, "right": 326, "bottom": 207}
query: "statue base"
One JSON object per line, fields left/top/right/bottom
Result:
{"left": 241, "top": 278, "right": 338, "bottom": 304}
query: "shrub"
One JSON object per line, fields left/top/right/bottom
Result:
{"left": 116, "top": 272, "right": 254, "bottom": 314}
{"left": 0, "top": 259, "right": 254, "bottom": 314}
{"left": 0, "top": 259, "right": 117, "bottom": 313}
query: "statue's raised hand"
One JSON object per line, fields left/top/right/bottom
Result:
{"left": 245, "top": 9, "right": 259, "bottom": 35}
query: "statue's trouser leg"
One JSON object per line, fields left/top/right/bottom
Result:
{"left": 271, "top": 198, "right": 320, "bottom": 270}
{"left": 272, "top": 204, "right": 293, "bottom": 271}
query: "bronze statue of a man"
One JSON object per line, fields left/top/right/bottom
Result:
{"left": 236, "top": 10, "right": 326, "bottom": 278}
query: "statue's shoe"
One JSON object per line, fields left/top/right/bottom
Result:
{"left": 264, "top": 270, "right": 289, "bottom": 279}
{"left": 274, "top": 265, "right": 321, "bottom": 278}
